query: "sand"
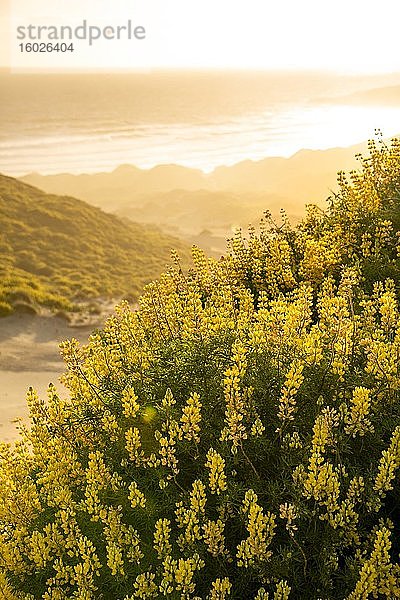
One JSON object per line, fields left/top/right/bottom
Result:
{"left": 0, "top": 313, "right": 103, "bottom": 443}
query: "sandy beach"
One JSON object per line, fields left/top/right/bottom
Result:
{"left": 0, "top": 313, "right": 105, "bottom": 443}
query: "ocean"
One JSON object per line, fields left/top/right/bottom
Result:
{"left": 1, "top": 70, "right": 400, "bottom": 176}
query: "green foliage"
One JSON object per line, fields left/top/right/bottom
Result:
{"left": 0, "top": 174, "right": 190, "bottom": 316}
{"left": 1, "top": 138, "right": 400, "bottom": 599}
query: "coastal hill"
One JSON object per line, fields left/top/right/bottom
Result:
{"left": 20, "top": 141, "right": 372, "bottom": 205}
{"left": 0, "top": 173, "right": 189, "bottom": 317}
{"left": 331, "top": 83, "right": 400, "bottom": 106}
{"left": 20, "top": 140, "right": 371, "bottom": 253}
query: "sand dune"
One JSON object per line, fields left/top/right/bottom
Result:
{"left": 0, "top": 313, "right": 100, "bottom": 442}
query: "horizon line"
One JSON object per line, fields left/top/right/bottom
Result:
{"left": 2, "top": 66, "right": 400, "bottom": 77}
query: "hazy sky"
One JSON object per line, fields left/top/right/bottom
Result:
{"left": 2, "top": 0, "right": 400, "bottom": 72}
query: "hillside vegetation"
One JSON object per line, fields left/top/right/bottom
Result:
{"left": 0, "top": 174, "right": 189, "bottom": 316}
{"left": 2, "top": 137, "right": 400, "bottom": 599}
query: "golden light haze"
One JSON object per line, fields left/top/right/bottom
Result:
{"left": 3, "top": 0, "right": 400, "bottom": 72}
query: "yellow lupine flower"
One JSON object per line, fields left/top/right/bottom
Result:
{"left": 378, "top": 288, "right": 398, "bottom": 333}
{"left": 174, "top": 554, "right": 204, "bottom": 598}
{"left": 101, "top": 410, "right": 120, "bottom": 442}
{"left": 180, "top": 392, "right": 202, "bottom": 443}
{"left": 303, "top": 452, "right": 340, "bottom": 514}
{"left": 160, "top": 555, "right": 176, "bottom": 595}
{"left": 202, "top": 519, "right": 226, "bottom": 557}
{"left": 255, "top": 589, "right": 269, "bottom": 600}
{"left": 153, "top": 518, "right": 172, "bottom": 559}
{"left": 311, "top": 407, "right": 339, "bottom": 453}
{"left": 274, "top": 580, "right": 291, "bottom": 600}
{"left": 128, "top": 481, "right": 146, "bottom": 509}
{"left": 373, "top": 425, "right": 400, "bottom": 502}
{"left": 86, "top": 451, "right": 112, "bottom": 489}
{"left": 125, "top": 427, "right": 143, "bottom": 465}
{"left": 209, "top": 577, "right": 232, "bottom": 599}
{"left": 206, "top": 449, "right": 227, "bottom": 495}
{"left": 27, "top": 529, "right": 55, "bottom": 569}
{"left": 175, "top": 480, "right": 206, "bottom": 549}
{"left": 106, "top": 541, "right": 124, "bottom": 576}
{"left": 279, "top": 503, "right": 298, "bottom": 536}
{"left": 347, "top": 476, "right": 365, "bottom": 503}
{"left": 0, "top": 570, "right": 24, "bottom": 599}
{"left": 220, "top": 343, "right": 249, "bottom": 449}
{"left": 344, "top": 387, "right": 374, "bottom": 437}
{"left": 237, "top": 490, "right": 276, "bottom": 567}
{"left": 190, "top": 479, "right": 207, "bottom": 514}
{"left": 251, "top": 416, "right": 265, "bottom": 437}
{"left": 122, "top": 388, "right": 140, "bottom": 419}
{"left": 161, "top": 387, "right": 176, "bottom": 410}
{"left": 131, "top": 572, "right": 158, "bottom": 599}
{"left": 348, "top": 528, "right": 400, "bottom": 599}
{"left": 277, "top": 360, "right": 304, "bottom": 426}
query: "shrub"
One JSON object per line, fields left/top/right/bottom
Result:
{"left": 1, "top": 138, "right": 400, "bottom": 599}
{"left": 0, "top": 301, "right": 12, "bottom": 317}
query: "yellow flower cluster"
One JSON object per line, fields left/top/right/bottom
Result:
{"left": 175, "top": 479, "right": 206, "bottom": 549}
{"left": 220, "top": 343, "right": 249, "bottom": 451}
{"left": 153, "top": 389, "right": 178, "bottom": 481}
{"left": 159, "top": 553, "right": 204, "bottom": 599}
{"left": 302, "top": 451, "right": 340, "bottom": 515}
{"left": 180, "top": 392, "right": 202, "bottom": 443}
{"left": 277, "top": 360, "right": 304, "bottom": 428}
{"left": 209, "top": 577, "right": 232, "bottom": 599}
{"left": 299, "top": 237, "right": 340, "bottom": 284}
{"left": 279, "top": 503, "right": 298, "bottom": 536}
{"left": 125, "top": 427, "right": 144, "bottom": 466}
{"left": 128, "top": 481, "right": 146, "bottom": 509}
{"left": 122, "top": 388, "right": 140, "bottom": 419}
{"left": 373, "top": 426, "right": 400, "bottom": 505}
{"left": 273, "top": 580, "right": 291, "bottom": 600}
{"left": 237, "top": 490, "right": 276, "bottom": 567}
{"left": 153, "top": 518, "right": 172, "bottom": 559}
{"left": 344, "top": 387, "right": 374, "bottom": 437}
{"left": 348, "top": 527, "right": 400, "bottom": 599}
{"left": 253, "top": 580, "right": 292, "bottom": 600}
{"left": 311, "top": 407, "right": 339, "bottom": 454}
{"left": 202, "top": 518, "right": 227, "bottom": 557}
{"left": 1, "top": 137, "right": 400, "bottom": 598}
{"left": 131, "top": 572, "right": 158, "bottom": 599}
{"left": 206, "top": 449, "right": 227, "bottom": 495}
